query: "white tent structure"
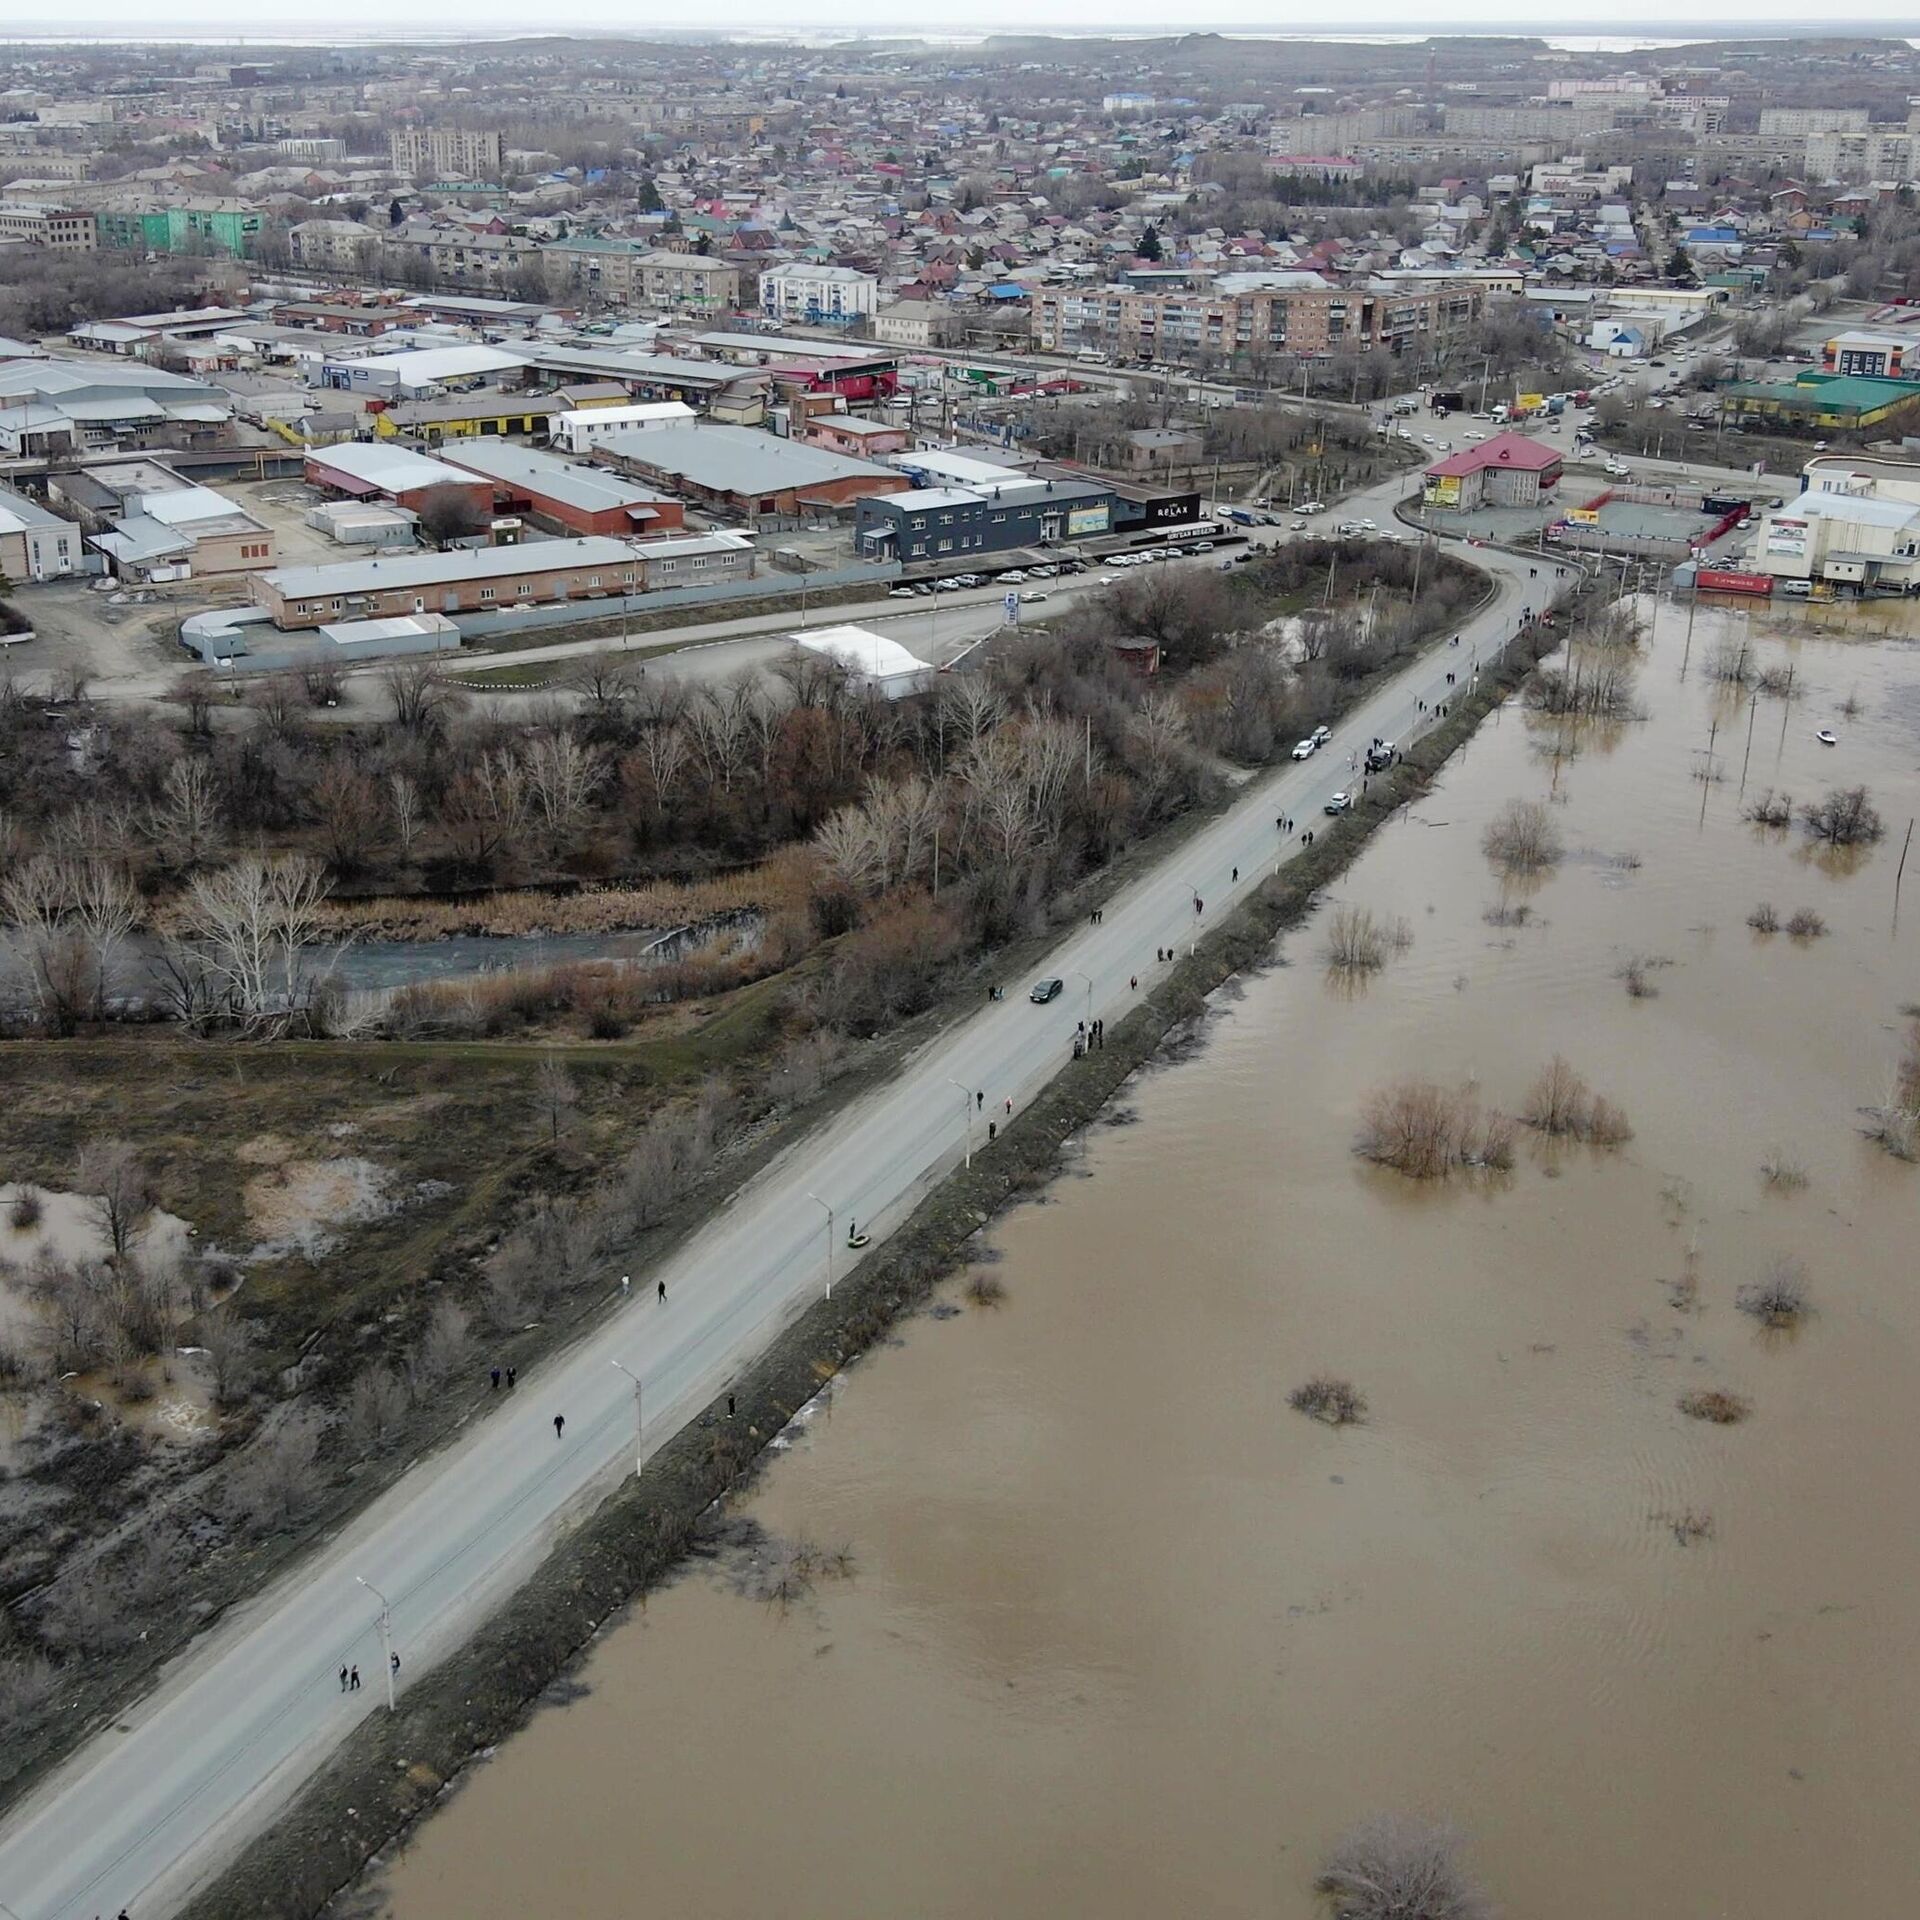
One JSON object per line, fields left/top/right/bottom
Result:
{"left": 796, "top": 624, "right": 935, "bottom": 700}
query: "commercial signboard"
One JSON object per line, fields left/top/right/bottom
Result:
{"left": 1066, "top": 503, "right": 1111, "bottom": 536}
{"left": 1694, "top": 568, "right": 1774, "bottom": 596}
{"left": 1424, "top": 474, "right": 1462, "bottom": 507}
{"left": 1567, "top": 506, "right": 1601, "bottom": 525}
{"left": 1766, "top": 519, "right": 1808, "bottom": 558}
{"left": 1517, "top": 391, "right": 1546, "bottom": 414}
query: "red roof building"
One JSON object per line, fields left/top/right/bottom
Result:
{"left": 1422, "top": 431, "right": 1562, "bottom": 511}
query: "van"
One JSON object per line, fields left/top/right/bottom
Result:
{"left": 1780, "top": 578, "right": 1813, "bottom": 596}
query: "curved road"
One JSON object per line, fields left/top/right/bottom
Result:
{"left": 0, "top": 534, "right": 1576, "bottom": 1920}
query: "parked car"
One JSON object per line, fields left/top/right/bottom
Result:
{"left": 1001, "top": 570, "right": 1028, "bottom": 583}
{"left": 1193, "top": 541, "right": 1215, "bottom": 552}
{"left": 1298, "top": 500, "right": 1326, "bottom": 513}
{"left": 1030, "top": 978, "right": 1064, "bottom": 1003}
{"left": 1290, "top": 738, "right": 1318, "bottom": 761}
{"left": 1291, "top": 519, "right": 1309, "bottom": 532}
{"left": 1780, "top": 578, "right": 1813, "bottom": 596}
{"left": 1311, "top": 724, "right": 1332, "bottom": 745}
{"left": 912, "top": 581, "right": 935, "bottom": 596}
{"left": 935, "top": 577, "right": 962, "bottom": 592}
{"left": 889, "top": 585, "right": 917, "bottom": 598}
{"left": 1324, "top": 791, "right": 1353, "bottom": 815}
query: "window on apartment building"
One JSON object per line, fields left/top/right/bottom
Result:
{"left": 517, "top": 580, "right": 532, "bottom": 594}
{"left": 936, "top": 539, "right": 953, "bottom": 553}
{"left": 480, "top": 588, "right": 495, "bottom": 602}
{"left": 587, "top": 576, "right": 600, "bottom": 587}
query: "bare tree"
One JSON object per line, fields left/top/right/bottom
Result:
{"left": 1482, "top": 798, "right": 1563, "bottom": 873}
{"left": 170, "top": 854, "right": 333, "bottom": 1036}
{"left": 535, "top": 1050, "right": 579, "bottom": 1143}
{"left": 225, "top": 1415, "right": 325, "bottom": 1535}
{"left": 415, "top": 483, "right": 488, "bottom": 547}
{"left": 343, "top": 1363, "right": 412, "bottom": 1453}
{"left": 1800, "top": 785, "right": 1885, "bottom": 847}
{"left": 147, "top": 756, "right": 224, "bottom": 871}
{"left": 387, "top": 770, "right": 424, "bottom": 859}
{"left": 410, "top": 1298, "right": 475, "bottom": 1391}
{"left": 198, "top": 1306, "right": 259, "bottom": 1408}
{"left": 310, "top": 760, "right": 386, "bottom": 875}
{"left": 522, "top": 732, "right": 604, "bottom": 853}
{"left": 74, "top": 1139, "right": 151, "bottom": 1259}
{"left": 2, "top": 854, "right": 134, "bottom": 1032}
{"left": 383, "top": 661, "right": 461, "bottom": 739}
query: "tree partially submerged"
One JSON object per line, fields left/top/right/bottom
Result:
{"left": 1519, "top": 1056, "right": 1632, "bottom": 1145}
{"left": 1800, "top": 785, "right": 1884, "bottom": 847}
{"left": 1316, "top": 1814, "right": 1490, "bottom": 1920}
{"left": 1738, "top": 1256, "right": 1810, "bottom": 1328}
{"left": 1481, "top": 798, "right": 1563, "bottom": 874}
{"left": 1354, "top": 1079, "right": 1514, "bottom": 1179}
{"left": 1289, "top": 1376, "right": 1367, "bottom": 1426}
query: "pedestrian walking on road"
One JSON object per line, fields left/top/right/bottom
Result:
{"left": 1194, "top": 896, "right": 1204, "bottom": 915}
{"left": 988, "top": 1121, "right": 997, "bottom": 1141}
{"left": 349, "top": 1666, "right": 361, "bottom": 1692}
{"left": 391, "top": 1651, "right": 400, "bottom": 1677}
{"left": 490, "top": 1366, "right": 501, "bottom": 1391}
{"left": 657, "top": 1279, "right": 667, "bottom": 1304}
{"left": 728, "top": 1393, "right": 736, "bottom": 1419}
{"left": 620, "top": 1274, "right": 630, "bottom": 1299}
{"left": 1130, "top": 975, "right": 1137, "bottom": 990}
{"left": 976, "top": 1090, "right": 984, "bottom": 1110}
{"left": 554, "top": 1414, "right": 565, "bottom": 1440}
{"left": 339, "top": 1665, "right": 349, "bottom": 1692}
{"left": 506, "top": 1366, "right": 517, "bottom": 1390}
{"left": 1005, "top": 1097, "right": 1013, "bottom": 1116}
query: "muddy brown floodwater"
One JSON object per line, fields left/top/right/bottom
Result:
{"left": 381, "top": 600, "right": 1920, "bottom": 1920}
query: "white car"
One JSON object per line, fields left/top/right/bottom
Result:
{"left": 1464, "top": 430, "right": 1487, "bottom": 441}
{"left": 1298, "top": 500, "right": 1326, "bottom": 513}
{"left": 1290, "top": 519, "right": 1309, "bottom": 532}
{"left": 1311, "top": 724, "right": 1331, "bottom": 746}
{"left": 1000, "top": 570, "right": 1027, "bottom": 583}
{"left": 1290, "top": 738, "right": 1318, "bottom": 761}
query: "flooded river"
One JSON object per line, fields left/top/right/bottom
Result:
{"left": 380, "top": 599, "right": 1920, "bottom": 1918}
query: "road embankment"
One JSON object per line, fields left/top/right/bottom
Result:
{"left": 184, "top": 604, "right": 1564, "bottom": 1920}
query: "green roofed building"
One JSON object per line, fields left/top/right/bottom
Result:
{"left": 97, "top": 202, "right": 265, "bottom": 258}
{"left": 1721, "top": 371, "right": 1920, "bottom": 432}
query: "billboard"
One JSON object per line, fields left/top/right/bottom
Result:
{"left": 1067, "top": 503, "right": 1111, "bottom": 536}
{"left": 1517, "top": 391, "right": 1546, "bottom": 414}
{"left": 1567, "top": 506, "right": 1601, "bottom": 525}
{"left": 1766, "top": 519, "right": 1808, "bottom": 558}
{"left": 1424, "top": 474, "right": 1462, "bottom": 507}
{"left": 1694, "top": 568, "right": 1774, "bottom": 596}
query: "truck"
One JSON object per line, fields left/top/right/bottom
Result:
{"left": 1431, "top": 389, "right": 1466, "bottom": 414}
{"left": 1546, "top": 395, "right": 1566, "bottom": 417}
{"left": 1224, "top": 507, "right": 1257, "bottom": 527}
{"left": 1490, "top": 403, "right": 1510, "bottom": 424}
{"left": 1391, "top": 395, "right": 1420, "bottom": 416}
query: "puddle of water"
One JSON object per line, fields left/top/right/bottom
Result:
{"left": 380, "top": 600, "right": 1920, "bottom": 1919}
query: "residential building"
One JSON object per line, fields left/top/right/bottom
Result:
{"left": 873, "top": 299, "right": 948, "bottom": 348}
{"left": 759, "top": 262, "right": 879, "bottom": 327}
{"left": 0, "top": 485, "right": 80, "bottom": 581}
{"left": 1029, "top": 275, "right": 1485, "bottom": 364}
{"left": 276, "top": 137, "right": 347, "bottom": 164}
{"left": 389, "top": 127, "right": 504, "bottom": 180}
{"left": 1805, "top": 127, "right": 1917, "bottom": 180}
{"left": 287, "top": 219, "right": 380, "bottom": 274}
{"left": 1757, "top": 107, "right": 1871, "bottom": 137}
{"left": 804, "top": 414, "right": 910, "bottom": 459}
{"left": 0, "top": 202, "right": 96, "bottom": 250}
{"left": 369, "top": 391, "right": 577, "bottom": 443}
{"left": 635, "top": 250, "right": 740, "bottom": 313}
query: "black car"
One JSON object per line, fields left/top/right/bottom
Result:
{"left": 1030, "top": 978, "right": 1064, "bottom": 1004}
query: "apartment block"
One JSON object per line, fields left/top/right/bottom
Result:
{"left": 0, "top": 201, "right": 96, "bottom": 250}
{"left": 1758, "top": 106, "right": 1871, "bottom": 137}
{"left": 389, "top": 127, "right": 504, "bottom": 181}
{"left": 1029, "top": 276, "right": 1485, "bottom": 365}
{"left": 636, "top": 250, "right": 741, "bottom": 313}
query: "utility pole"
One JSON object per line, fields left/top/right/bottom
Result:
{"left": 806, "top": 1191, "right": 834, "bottom": 1299}
{"left": 610, "top": 1360, "right": 644, "bottom": 1474}
{"left": 1070, "top": 968, "right": 1093, "bottom": 1028}
{"left": 946, "top": 1077, "right": 975, "bottom": 1167}
{"left": 1738, "top": 688, "right": 1758, "bottom": 797}
{"left": 355, "top": 1576, "right": 397, "bottom": 1713}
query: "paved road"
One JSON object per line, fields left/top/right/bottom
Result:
{"left": 0, "top": 505, "right": 1574, "bottom": 1920}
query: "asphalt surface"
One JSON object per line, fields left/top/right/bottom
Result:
{"left": 0, "top": 500, "right": 1575, "bottom": 1920}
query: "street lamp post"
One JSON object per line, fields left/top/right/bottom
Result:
{"left": 1069, "top": 968, "right": 1093, "bottom": 1028}
{"left": 355, "top": 1575, "right": 396, "bottom": 1713}
{"left": 945, "top": 1077, "right": 974, "bottom": 1167}
{"left": 610, "top": 1360, "right": 643, "bottom": 1476}
{"left": 806, "top": 1191, "right": 834, "bottom": 1299}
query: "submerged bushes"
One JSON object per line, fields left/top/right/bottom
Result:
{"left": 1354, "top": 1080, "right": 1514, "bottom": 1178}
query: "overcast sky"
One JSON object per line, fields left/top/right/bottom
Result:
{"left": 18, "top": 4, "right": 1920, "bottom": 38}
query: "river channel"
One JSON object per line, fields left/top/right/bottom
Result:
{"left": 379, "top": 599, "right": 1920, "bottom": 1918}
